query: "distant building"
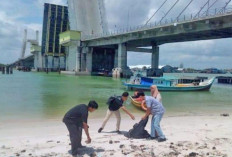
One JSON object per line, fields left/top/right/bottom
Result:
{"left": 41, "top": 3, "right": 69, "bottom": 71}
{"left": 180, "top": 63, "right": 184, "bottom": 68}
{"left": 200, "top": 68, "right": 226, "bottom": 74}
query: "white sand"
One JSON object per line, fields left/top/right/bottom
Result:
{"left": 0, "top": 113, "right": 232, "bottom": 157}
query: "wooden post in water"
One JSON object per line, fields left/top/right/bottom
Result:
{"left": 10, "top": 67, "right": 13, "bottom": 74}
{"left": 2, "top": 67, "right": 5, "bottom": 74}
{"left": 6, "top": 66, "right": 9, "bottom": 74}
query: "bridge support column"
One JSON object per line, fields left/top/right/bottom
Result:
{"left": 118, "top": 43, "right": 127, "bottom": 72}
{"left": 86, "top": 48, "right": 93, "bottom": 73}
{"left": 47, "top": 56, "right": 53, "bottom": 70}
{"left": 151, "top": 45, "right": 159, "bottom": 69}
{"left": 81, "top": 47, "right": 87, "bottom": 72}
{"left": 59, "top": 56, "right": 65, "bottom": 70}
{"left": 65, "top": 41, "right": 80, "bottom": 72}
{"left": 114, "top": 50, "right": 118, "bottom": 68}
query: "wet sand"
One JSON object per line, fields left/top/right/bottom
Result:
{"left": 0, "top": 113, "right": 232, "bottom": 157}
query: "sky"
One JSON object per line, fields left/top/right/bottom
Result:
{"left": 0, "top": 0, "right": 232, "bottom": 69}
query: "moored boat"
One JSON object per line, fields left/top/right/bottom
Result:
{"left": 129, "top": 96, "right": 147, "bottom": 111}
{"left": 124, "top": 76, "right": 215, "bottom": 91}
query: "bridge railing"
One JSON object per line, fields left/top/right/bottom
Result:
{"left": 82, "top": 6, "right": 232, "bottom": 40}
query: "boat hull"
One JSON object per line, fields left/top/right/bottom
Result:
{"left": 129, "top": 96, "right": 147, "bottom": 111}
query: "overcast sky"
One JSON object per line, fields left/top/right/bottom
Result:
{"left": 0, "top": 0, "right": 232, "bottom": 69}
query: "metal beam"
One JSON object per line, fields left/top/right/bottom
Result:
{"left": 194, "top": 0, "right": 210, "bottom": 18}
{"left": 159, "top": 0, "right": 180, "bottom": 23}
{"left": 145, "top": 0, "right": 168, "bottom": 25}
{"left": 176, "top": 0, "right": 194, "bottom": 21}
{"left": 127, "top": 47, "right": 152, "bottom": 53}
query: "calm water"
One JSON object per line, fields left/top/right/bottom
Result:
{"left": 0, "top": 71, "right": 232, "bottom": 121}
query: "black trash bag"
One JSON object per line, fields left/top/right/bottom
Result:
{"left": 125, "top": 117, "right": 151, "bottom": 139}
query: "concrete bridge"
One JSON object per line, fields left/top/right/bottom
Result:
{"left": 10, "top": 55, "right": 34, "bottom": 69}
{"left": 60, "top": 4, "right": 232, "bottom": 76}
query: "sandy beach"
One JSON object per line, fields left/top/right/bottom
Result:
{"left": 0, "top": 113, "right": 232, "bottom": 157}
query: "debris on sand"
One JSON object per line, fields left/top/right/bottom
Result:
{"left": 46, "top": 140, "right": 53, "bottom": 143}
{"left": 220, "top": 113, "right": 229, "bottom": 117}
{"left": 21, "top": 150, "right": 26, "bottom": 153}
{"left": 90, "top": 152, "right": 97, "bottom": 157}
{"left": 189, "top": 152, "right": 198, "bottom": 157}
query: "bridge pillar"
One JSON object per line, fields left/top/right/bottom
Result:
{"left": 80, "top": 47, "right": 88, "bottom": 72}
{"left": 65, "top": 41, "right": 80, "bottom": 72}
{"left": 118, "top": 43, "right": 127, "bottom": 71}
{"left": 114, "top": 50, "right": 118, "bottom": 68}
{"left": 151, "top": 45, "right": 159, "bottom": 69}
{"left": 47, "top": 56, "right": 53, "bottom": 70}
{"left": 86, "top": 47, "right": 93, "bottom": 73}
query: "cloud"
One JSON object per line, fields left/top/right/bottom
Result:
{"left": 104, "top": 0, "right": 232, "bottom": 69}
{"left": 0, "top": 0, "right": 66, "bottom": 64}
{"left": 159, "top": 38, "right": 232, "bottom": 69}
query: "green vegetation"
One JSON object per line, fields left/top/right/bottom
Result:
{"left": 0, "top": 63, "right": 5, "bottom": 67}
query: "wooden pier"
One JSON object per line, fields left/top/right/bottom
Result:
{"left": 217, "top": 76, "right": 232, "bottom": 85}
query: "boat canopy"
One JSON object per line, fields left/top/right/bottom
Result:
{"left": 140, "top": 77, "right": 153, "bottom": 86}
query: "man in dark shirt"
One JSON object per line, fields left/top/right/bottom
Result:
{"left": 98, "top": 92, "right": 135, "bottom": 134}
{"left": 63, "top": 100, "right": 98, "bottom": 157}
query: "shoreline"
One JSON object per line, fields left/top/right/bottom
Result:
{"left": 1, "top": 114, "right": 231, "bottom": 157}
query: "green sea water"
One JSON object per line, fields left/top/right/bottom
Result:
{"left": 0, "top": 71, "right": 232, "bottom": 121}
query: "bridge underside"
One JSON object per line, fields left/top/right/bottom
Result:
{"left": 83, "top": 13, "right": 232, "bottom": 47}
{"left": 127, "top": 27, "right": 232, "bottom": 47}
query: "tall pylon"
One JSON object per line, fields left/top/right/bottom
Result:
{"left": 20, "top": 29, "right": 27, "bottom": 59}
{"left": 67, "top": 0, "right": 108, "bottom": 36}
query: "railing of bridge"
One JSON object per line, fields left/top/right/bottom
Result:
{"left": 82, "top": 7, "right": 232, "bottom": 40}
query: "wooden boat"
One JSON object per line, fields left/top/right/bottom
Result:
{"left": 129, "top": 96, "right": 147, "bottom": 111}
{"left": 124, "top": 76, "right": 215, "bottom": 91}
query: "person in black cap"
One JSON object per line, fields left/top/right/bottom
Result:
{"left": 98, "top": 92, "right": 135, "bottom": 134}
{"left": 63, "top": 101, "right": 98, "bottom": 157}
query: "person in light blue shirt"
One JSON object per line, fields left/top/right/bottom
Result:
{"left": 138, "top": 91, "right": 166, "bottom": 142}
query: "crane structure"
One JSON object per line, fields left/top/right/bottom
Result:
{"left": 20, "top": 29, "right": 27, "bottom": 59}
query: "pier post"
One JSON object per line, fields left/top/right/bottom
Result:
{"left": 10, "top": 67, "right": 13, "bottom": 74}
{"left": 2, "top": 67, "right": 5, "bottom": 74}
{"left": 151, "top": 45, "right": 159, "bottom": 69}
{"left": 6, "top": 66, "right": 9, "bottom": 74}
{"left": 118, "top": 43, "right": 127, "bottom": 72}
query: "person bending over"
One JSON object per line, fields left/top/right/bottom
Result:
{"left": 63, "top": 101, "right": 98, "bottom": 157}
{"left": 138, "top": 91, "right": 166, "bottom": 142}
{"left": 98, "top": 92, "right": 135, "bottom": 134}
